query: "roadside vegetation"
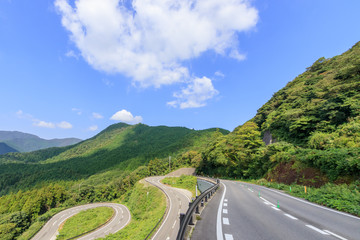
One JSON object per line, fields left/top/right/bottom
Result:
{"left": 103, "top": 181, "right": 166, "bottom": 240}
{"left": 162, "top": 175, "right": 197, "bottom": 197}
{"left": 57, "top": 207, "right": 114, "bottom": 240}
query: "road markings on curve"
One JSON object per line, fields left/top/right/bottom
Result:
{"left": 323, "top": 230, "right": 348, "bottom": 240}
{"left": 223, "top": 203, "right": 228, "bottom": 207}
{"left": 248, "top": 188, "right": 254, "bottom": 193}
{"left": 306, "top": 225, "right": 329, "bottom": 235}
{"left": 223, "top": 218, "right": 230, "bottom": 225}
{"left": 223, "top": 209, "right": 228, "bottom": 214}
{"left": 224, "top": 234, "right": 234, "bottom": 240}
{"left": 172, "top": 220, "right": 177, "bottom": 229}
{"left": 284, "top": 213, "right": 298, "bottom": 220}
{"left": 217, "top": 183, "right": 227, "bottom": 240}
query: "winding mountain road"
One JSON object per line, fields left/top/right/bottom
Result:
{"left": 192, "top": 180, "right": 360, "bottom": 240}
{"left": 145, "top": 176, "right": 192, "bottom": 240}
{"left": 32, "top": 203, "right": 130, "bottom": 240}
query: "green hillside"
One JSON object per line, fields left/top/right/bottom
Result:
{"left": 0, "top": 123, "right": 228, "bottom": 239}
{"left": 0, "top": 143, "right": 18, "bottom": 155}
{"left": 198, "top": 41, "right": 360, "bottom": 184}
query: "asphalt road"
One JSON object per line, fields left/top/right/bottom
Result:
{"left": 146, "top": 176, "right": 192, "bottom": 240}
{"left": 192, "top": 180, "right": 360, "bottom": 240}
{"left": 32, "top": 202, "right": 131, "bottom": 240}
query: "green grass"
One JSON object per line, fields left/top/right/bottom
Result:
{"left": 102, "top": 181, "right": 166, "bottom": 240}
{"left": 249, "top": 179, "right": 360, "bottom": 217}
{"left": 56, "top": 207, "right": 114, "bottom": 240}
{"left": 161, "top": 175, "right": 197, "bottom": 197}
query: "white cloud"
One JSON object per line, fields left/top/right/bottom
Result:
{"left": 110, "top": 109, "right": 143, "bottom": 124}
{"left": 55, "top": 0, "right": 258, "bottom": 106}
{"left": 88, "top": 125, "right": 98, "bottom": 131}
{"left": 17, "top": 110, "right": 73, "bottom": 129}
{"left": 57, "top": 121, "right": 73, "bottom": 129}
{"left": 214, "top": 71, "right": 225, "bottom": 78}
{"left": 92, "top": 112, "right": 103, "bottom": 119}
{"left": 65, "top": 50, "right": 79, "bottom": 59}
{"left": 168, "top": 76, "right": 219, "bottom": 109}
{"left": 33, "top": 121, "right": 56, "bottom": 128}
{"left": 72, "top": 108, "right": 82, "bottom": 115}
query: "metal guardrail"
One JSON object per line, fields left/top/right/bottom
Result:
{"left": 176, "top": 178, "right": 220, "bottom": 240}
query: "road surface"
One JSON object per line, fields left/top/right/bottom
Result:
{"left": 146, "top": 176, "right": 192, "bottom": 240}
{"left": 32, "top": 203, "right": 130, "bottom": 240}
{"left": 192, "top": 180, "right": 360, "bottom": 240}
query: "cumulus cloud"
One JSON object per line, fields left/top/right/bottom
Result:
{"left": 88, "top": 125, "right": 98, "bottom": 131}
{"left": 55, "top": 0, "right": 258, "bottom": 107}
{"left": 110, "top": 109, "right": 142, "bottom": 124}
{"left": 92, "top": 112, "right": 104, "bottom": 119}
{"left": 167, "top": 77, "right": 218, "bottom": 109}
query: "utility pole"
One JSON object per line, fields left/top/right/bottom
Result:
{"left": 169, "top": 156, "right": 171, "bottom": 172}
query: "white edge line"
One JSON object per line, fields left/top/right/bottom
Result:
{"left": 217, "top": 182, "right": 226, "bottom": 240}
{"left": 323, "top": 230, "right": 348, "bottom": 240}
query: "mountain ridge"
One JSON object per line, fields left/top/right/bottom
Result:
{"left": 0, "top": 130, "right": 82, "bottom": 152}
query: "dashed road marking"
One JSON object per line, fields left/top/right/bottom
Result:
{"left": 223, "top": 217, "right": 230, "bottom": 225}
{"left": 223, "top": 209, "right": 228, "bottom": 214}
{"left": 248, "top": 188, "right": 254, "bottom": 193}
{"left": 306, "top": 225, "right": 329, "bottom": 235}
{"left": 271, "top": 206, "right": 280, "bottom": 211}
{"left": 224, "top": 199, "right": 228, "bottom": 202}
{"left": 223, "top": 203, "right": 228, "bottom": 207}
{"left": 323, "top": 230, "right": 348, "bottom": 240}
{"left": 172, "top": 220, "right": 177, "bottom": 229}
{"left": 284, "top": 213, "right": 298, "bottom": 220}
{"left": 224, "top": 233, "right": 234, "bottom": 240}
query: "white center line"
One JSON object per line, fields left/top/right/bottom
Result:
{"left": 248, "top": 188, "right": 254, "bottom": 192}
{"left": 172, "top": 220, "right": 177, "bottom": 229}
{"left": 223, "top": 209, "right": 228, "bottom": 214}
{"left": 306, "top": 225, "right": 329, "bottom": 235}
{"left": 272, "top": 206, "right": 280, "bottom": 211}
{"left": 224, "top": 234, "right": 234, "bottom": 240}
{"left": 223, "top": 217, "right": 230, "bottom": 225}
{"left": 323, "top": 230, "right": 348, "bottom": 240}
{"left": 284, "top": 213, "right": 298, "bottom": 220}
{"left": 224, "top": 199, "right": 228, "bottom": 202}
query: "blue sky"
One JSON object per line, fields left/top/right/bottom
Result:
{"left": 1, "top": 0, "right": 359, "bottom": 140}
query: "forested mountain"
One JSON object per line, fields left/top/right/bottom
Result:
{"left": 0, "top": 123, "right": 228, "bottom": 195}
{"left": 0, "top": 131, "right": 82, "bottom": 152}
{"left": 0, "top": 143, "right": 18, "bottom": 155}
{"left": 198, "top": 41, "right": 360, "bottom": 185}
{"left": 0, "top": 123, "right": 228, "bottom": 239}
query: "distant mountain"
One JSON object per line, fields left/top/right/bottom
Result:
{"left": 0, "top": 131, "right": 82, "bottom": 152}
{"left": 0, "top": 142, "right": 18, "bottom": 155}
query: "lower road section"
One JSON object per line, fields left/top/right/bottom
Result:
{"left": 192, "top": 180, "right": 360, "bottom": 240}
{"left": 32, "top": 203, "right": 130, "bottom": 240}
{"left": 146, "top": 176, "right": 192, "bottom": 240}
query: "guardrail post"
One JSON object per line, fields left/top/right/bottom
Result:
{"left": 205, "top": 195, "right": 208, "bottom": 202}
{"left": 195, "top": 205, "right": 200, "bottom": 214}
{"left": 189, "top": 215, "right": 194, "bottom": 225}
{"left": 201, "top": 199, "right": 204, "bottom": 207}
{"left": 180, "top": 213, "right": 185, "bottom": 225}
